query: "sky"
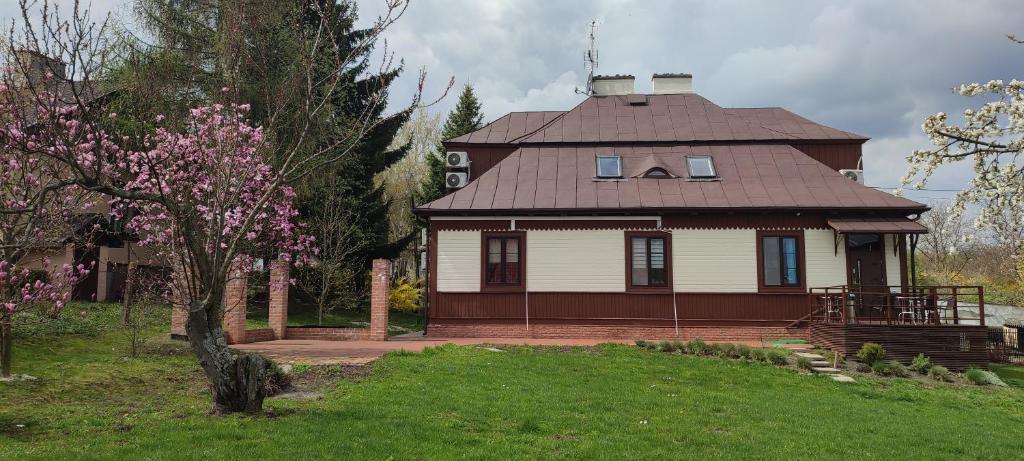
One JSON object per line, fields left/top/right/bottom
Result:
{"left": 4, "top": 0, "right": 1023, "bottom": 204}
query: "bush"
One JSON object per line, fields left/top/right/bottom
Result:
{"left": 750, "top": 348, "right": 768, "bottom": 363}
{"left": 669, "top": 340, "right": 685, "bottom": 353}
{"left": 718, "top": 343, "right": 737, "bottom": 358}
{"left": 634, "top": 340, "right": 650, "bottom": 349}
{"left": 851, "top": 362, "right": 872, "bottom": 373}
{"left": 796, "top": 356, "right": 813, "bottom": 370}
{"left": 388, "top": 277, "right": 423, "bottom": 312}
{"left": 765, "top": 348, "right": 789, "bottom": 366}
{"left": 928, "top": 365, "right": 954, "bottom": 382}
{"left": 965, "top": 368, "right": 988, "bottom": 385}
{"left": 736, "top": 344, "right": 753, "bottom": 360}
{"left": 856, "top": 343, "right": 887, "bottom": 366}
{"left": 909, "top": 353, "right": 931, "bottom": 374}
{"left": 657, "top": 340, "right": 673, "bottom": 353}
{"left": 686, "top": 338, "right": 710, "bottom": 355}
{"left": 871, "top": 360, "right": 909, "bottom": 377}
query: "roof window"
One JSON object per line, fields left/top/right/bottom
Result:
{"left": 686, "top": 155, "right": 717, "bottom": 179}
{"left": 596, "top": 155, "right": 623, "bottom": 179}
{"left": 643, "top": 167, "right": 671, "bottom": 178}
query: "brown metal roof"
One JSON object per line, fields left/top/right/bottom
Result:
{"left": 447, "top": 94, "right": 867, "bottom": 145}
{"left": 827, "top": 218, "right": 928, "bottom": 234}
{"left": 418, "top": 145, "right": 924, "bottom": 214}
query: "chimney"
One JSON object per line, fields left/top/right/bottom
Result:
{"left": 591, "top": 74, "right": 635, "bottom": 96}
{"left": 651, "top": 73, "right": 693, "bottom": 95}
{"left": 10, "top": 49, "right": 67, "bottom": 88}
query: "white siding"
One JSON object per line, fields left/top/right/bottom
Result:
{"left": 804, "top": 229, "right": 848, "bottom": 288}
{"left": 672, "top": 229, "right": 757, "bottom": 292}
{"left": 527, "top": 230, "right": 625, "bottom": 292}
{"left": 884, "top": 234, "right": 902, "bottom": 287}
{"left": 436, "top": 231, "right": 481, "bottom": 292}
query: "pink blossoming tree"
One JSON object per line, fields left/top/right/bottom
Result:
{"left": 4, "top": 0, "right": 443, "bottom": 412}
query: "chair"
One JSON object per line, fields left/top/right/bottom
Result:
{"left": 895, "top": 295, "right": 926, "bottom": 324}
{"left": 822, "top": 295, "right": 843, "bottom": 323}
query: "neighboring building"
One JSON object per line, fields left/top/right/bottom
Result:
{"left": 8, "top": 51, "right": 163, "bottom": 302}
{"left": 413, "top": 74, "right": 929, "bottom": 341}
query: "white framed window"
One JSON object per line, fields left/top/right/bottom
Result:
{"left": 596, "top": 155, "right": 622, "bottom": 179}
{"left": 686, "top": 155, "right": 717, "bottom": 179}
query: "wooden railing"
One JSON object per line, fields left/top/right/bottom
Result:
{"left": 808, "top": 285, "right": 985, "bottom": 326}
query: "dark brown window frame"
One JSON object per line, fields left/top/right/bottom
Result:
{"left": 625, "top": 231, "right": 673, "bottom": 294}
{"left": 755, "top": 230, "right": 806, "bottom": 293}
{"left": 480, "top": 231, "right": 526, "bottom": 293}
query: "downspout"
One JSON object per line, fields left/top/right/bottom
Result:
{"left": 910, "top": 234, "right": 918, "bottom": 292}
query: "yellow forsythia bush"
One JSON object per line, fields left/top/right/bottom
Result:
{"left": 389, "top": 277, "right": 423, "bottom": 312}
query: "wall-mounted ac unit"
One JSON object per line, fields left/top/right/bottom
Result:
{"left": 839, "top": 169, "right": 864, "bottom": 184}
{"left": 446, "top": 151, "right": 470, "bottom": 168}
{"left": 446, "top": 172, "right": 469, "bottom": 189}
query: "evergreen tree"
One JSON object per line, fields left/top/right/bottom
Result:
{"left": 417, "top": 85, "right": 484, "bottom": 204}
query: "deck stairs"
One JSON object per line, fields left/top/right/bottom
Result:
{"left": 782, "top": 343, "right": 856, "bottom": 383}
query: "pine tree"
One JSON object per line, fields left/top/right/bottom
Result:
{"left": 417, "top": 85, "right": 484, "bottom": 204}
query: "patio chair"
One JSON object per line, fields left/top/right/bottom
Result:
{"left": 821, "top": 295, "right": 842, "bottom": 323}
{"left": 894, "top": 295, "right": 924, "bottom": 324}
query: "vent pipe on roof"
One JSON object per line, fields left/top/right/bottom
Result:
{"left": 652, "top": 73, "right": 693, "bottom": 94}
{"left": 591, "top": 74, "right": 635, "bottom": 96}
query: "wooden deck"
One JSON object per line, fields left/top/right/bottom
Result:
{"left": 809, "top": 322, "right": 989, "bottom": 370}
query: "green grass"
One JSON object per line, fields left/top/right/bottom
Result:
{"left": 3, "top": 305, "right": 1024, "bottom": 460}
{"left": 991, "top": 363, "right": 1024, "bottom": 388}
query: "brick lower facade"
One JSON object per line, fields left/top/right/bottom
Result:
{"left": 284, "top": 327, "right": 371, "bottom": 341}
{"left": 426, "top": 323, "right": 807, "bottom": 342}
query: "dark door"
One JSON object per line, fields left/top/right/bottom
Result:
{"left": 71, "top": 246, "right": 100, "bottom": 301}
{"left": 846, "top": 234, "right": 887, "bottom": 318}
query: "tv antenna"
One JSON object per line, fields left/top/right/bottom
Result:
{"left": 575, "top": 20, "right": 599, "bottom": 95}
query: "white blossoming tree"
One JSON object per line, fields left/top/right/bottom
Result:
{"left": 902, "top": 36, "right": 1024, "bottom": 286}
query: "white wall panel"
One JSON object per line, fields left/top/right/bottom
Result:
{"left": 436, "top": 231, "right": 481, "bottom": 292}
{"left": 884, "top": 234, "right": 903, "bottom": 287}
{"left": 804, "top": 230, "right": 848, "bottom": 288}
{"left": 672, "top": 229, "right": 757, "bottom": 292}
{"left": 527, "top": 230, "right": 625, "bottom": 292}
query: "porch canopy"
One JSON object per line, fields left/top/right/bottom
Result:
{"left": 826, "top": 218, "right": 928, "bottom": 234}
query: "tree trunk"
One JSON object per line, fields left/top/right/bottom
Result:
{"left": 185, "top": 300, "right": 270, "bottom": 414}
{"left": 1, "top": 314, "right": 12, "bottom": 378}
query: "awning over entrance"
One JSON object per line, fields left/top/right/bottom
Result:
{"left": 826, "top": 218, "right": 928, "bottom": 234}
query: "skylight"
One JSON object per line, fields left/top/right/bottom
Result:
{"left": 596, "top": 155, "right": 622, "bottom": 179}
{"left": 686, "top": 155, "right": 717, "bottom": 179}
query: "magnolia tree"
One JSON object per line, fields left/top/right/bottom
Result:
{"left": 902, "top": 38, "right": 1024, "bottom": 285}
{"left": 4, "top": 0, "right": 444, "bottom": 412}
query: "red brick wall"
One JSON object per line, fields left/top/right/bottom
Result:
{"left": 268, "top": 259, "right": 289, "bottom": 340}
{"left": 245, "top": 328, "right": 275, "bottom": 343}
{"left": 369, "top": 259, "right": 390, "bottom": 341}
{"left": 285, "top": 327, "right": 370, "bottom": 341}
{"left": 223, "top": 263, "right": 247, "bottom": 344}
{"left": 427, "top": 323, "right": 807, "bottom": 342}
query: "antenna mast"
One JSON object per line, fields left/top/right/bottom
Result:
{"left": 576, "top": 20, "right": 599, "bottom": 95}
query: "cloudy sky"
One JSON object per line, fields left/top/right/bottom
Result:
{"left": 5, "top": 0, "right": 1023, "bottom": 203}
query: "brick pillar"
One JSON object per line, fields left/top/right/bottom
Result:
{"left": 370, "top": 259, "right": 390, "bottom": 341}
{"left": 268, "top": 259, "right": 289, "bottom": 340}
{"left": 223, "top": 262, "right": 248, "bottom": 344}
{"left": 170, "top": 270, "right": 188, "bottom": 338}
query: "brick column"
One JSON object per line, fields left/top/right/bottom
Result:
{"left": 370, "top": 259, "right": 390, "bottom": 341}
{"left": 169, "top": 270, "right": 188, "bottom": 338}
{"left": 223, "top": 262, "right": 248, "bottom": 344}
{"left": 268, "top": 259, "right": 289, "bottom": 340}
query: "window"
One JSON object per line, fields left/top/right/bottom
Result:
{"left": 643, "top": 167, "right": 671, "bottom": 178}
{"left": 596, "top": 155, "right": 622, "bottom": 178}
{"left": 758, "top": 233, "right": 803, "bottom": 290}
{"left": 482, "top": 233, "right": 524, "bottom": 290}
{"left": 626, "top": 232, "right": 672, "bottom": 291}
{"left": 686, "top": 155, "right": 717, "bottom": 179}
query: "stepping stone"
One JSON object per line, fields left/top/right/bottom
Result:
{"left": 831, "top": 375, "right": 856, "bottom": 383}
{"left": 810, "top": 360, "right": 832, "bottom": 367}
{"left": 795, "top": 352, "right": 824, "bottom": 359}
{"left": 811, "top": 367, "right": 842, "bottom": 373}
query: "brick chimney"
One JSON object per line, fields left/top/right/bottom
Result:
{"left": 11, "top": 49, "right": 66, "bottom": 87}
{"left": 651, "top": 73, "right": 693, "bottom": 95}
{"left": 591, "top": 74, "right": 635, "bottom": 96}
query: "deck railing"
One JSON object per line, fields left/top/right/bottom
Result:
{"left": 808, "top": 285, "right": 985, "bottom": 326}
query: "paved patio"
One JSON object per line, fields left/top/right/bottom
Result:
{"left": 231, "top": 337, "right": 633, "bottom": 365}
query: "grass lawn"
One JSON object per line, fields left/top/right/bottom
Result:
{"left": 3, "top": 305, "right": 1024, "bottom": 460}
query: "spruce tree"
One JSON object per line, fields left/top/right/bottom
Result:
{"left": 418, "top": 85, "right": 484, "bottom": 204}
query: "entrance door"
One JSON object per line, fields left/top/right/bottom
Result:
{"left": 846, "top": 234, "right": 887, "bottom": 318}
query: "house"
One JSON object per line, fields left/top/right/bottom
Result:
{"left": 413, "top": 73, "right": 935, "bottom": 342}
{"left": 6, "top": 50, "right": 163, "bottom": 302}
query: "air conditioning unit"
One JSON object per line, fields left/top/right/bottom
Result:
{"left": 446, "top": 151, "right": 470, "bottom": 168}
{"left": 839, "top": 169, "right": 865, "bottom": 184}
{"left": 446, "top": 172, "right": 469, "bottom": 189}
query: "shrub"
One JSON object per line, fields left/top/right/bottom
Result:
{"left": 751, "top": 348, "right": 768, "bottom": 363}
{"left": 736, "top": 344, "right": 753, "bottom": 360}
{"left": 765, "top": 348, "right": 789, "bottom": 366}
{"left": 669, "top": 340, "right": 685, "bottom": 353}
{"left": 686, "top": 338, "right": 709, "bottom": 355}
{"left": 657, "top": 340, "right": 673, "bottom": 353}
{"left": 856, "top": 343, "right": 887, "bottom": 366}
{"left": 634, "top": 340, "right": 650, "bottom": 349}
{"left": 871, "top": 360, "right": 909, "bottom": 377}
{"left": 796, "top": 356, "right": 813, "bottom": 370}
{"left": 909, "top": 353, "right": 931, "bottom": 374}
{"left": 965, "top": 368, "right": 989, "bottom": 385}
{"left": 928, "top": 365, "right": 954, "bottom": 382}
{"left": 388, "top": 277, "right": 423, "bottom": 312}
{"left": 851, "top": 362, "right": 872, "bottom": 373}
{"left": 718, "top": 343, "right": 737, "bottom": 358}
